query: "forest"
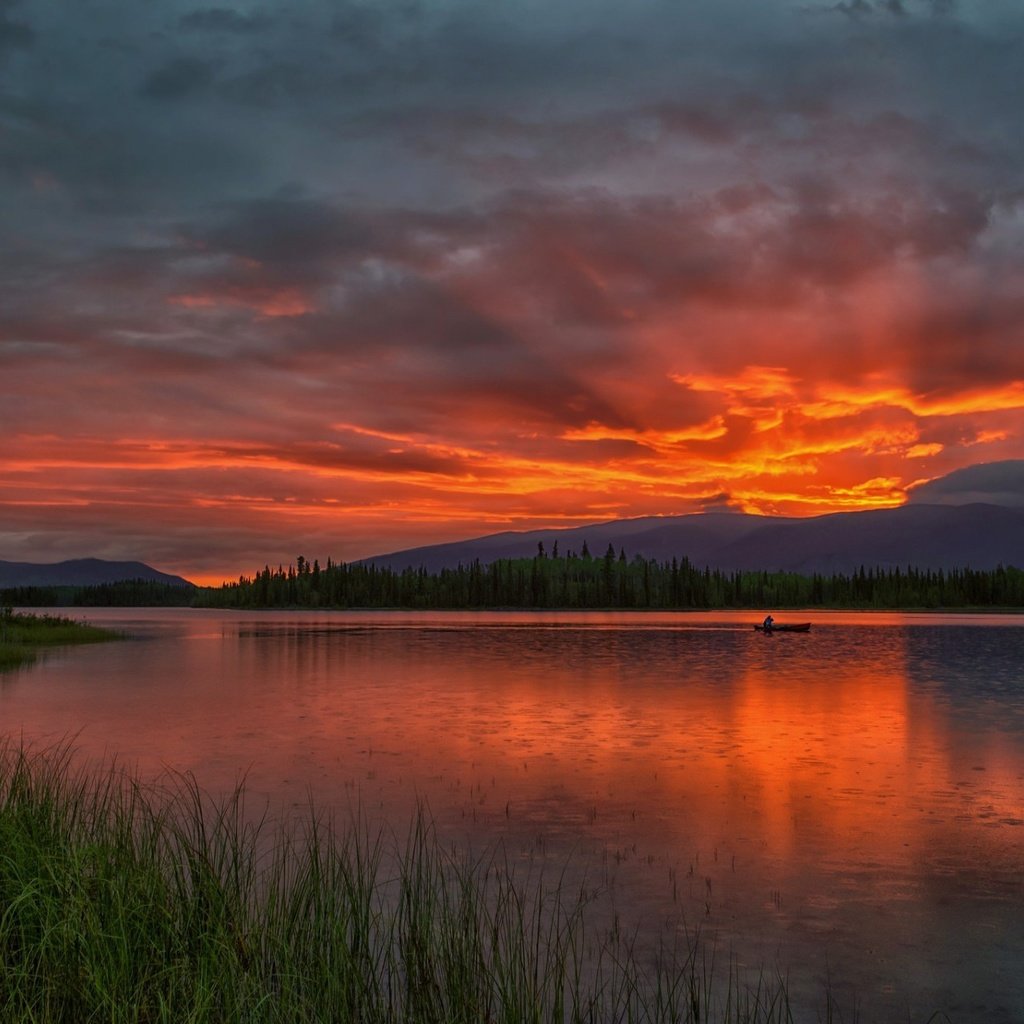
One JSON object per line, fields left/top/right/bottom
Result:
{"left": 6, "top": 545, "right": 1020, "bottom": 610}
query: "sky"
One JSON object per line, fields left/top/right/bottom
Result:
{"left": 2, "top": 0, "right": 1024, "bottom": 584}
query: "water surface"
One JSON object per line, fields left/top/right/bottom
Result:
{"left": 3, "top": 609, "right": 1022, "bottom": 1022}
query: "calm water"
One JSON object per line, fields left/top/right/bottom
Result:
{"left": 3, "top": 609, "right": 1023, "bottom": 1022}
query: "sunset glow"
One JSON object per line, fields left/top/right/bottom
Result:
{"left": 2, "top": 0, "right": 1023, "bottom": 582}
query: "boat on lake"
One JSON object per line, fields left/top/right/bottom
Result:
{"left": 753, "top": 622, "right": 811, "bottom": 633}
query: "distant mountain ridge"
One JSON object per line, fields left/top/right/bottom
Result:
{"left": 363, "top": 503, "right": 1024, "bottom": 576}
{"left": 0, "top": 558, "right": 194, "bottom": 589}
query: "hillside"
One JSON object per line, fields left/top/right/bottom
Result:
{"left": 363, "top": 503, "right": 1024, "bottom": 575}
{"left": 0, "top": 559, "right": 194, "bottom": 589}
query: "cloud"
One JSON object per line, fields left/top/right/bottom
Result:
{"left": 0, "top": 4, "right": 32, "bottom": 54}
{"left": 1, "top": 0, "right": 1023, "bottom": 579}
{"left": 141, "top": 56, "right": 217, "bottom": 100}
{"left": 190, "top": 197, "right": 378, "bottom": 273}
{"left": 700, "top": 492, "right": 747, "bottom": 513}
{"left": 826, "top": 0, "right": 955, "bottom": 17}
{"left": 907, "top": 460, "right": 1024, "bottom": 507}
{"left": 830, "top": 0, "right": 909, "bottom": 18}
{"left": 179, "top": 8, "right": 272, "bottom": 33}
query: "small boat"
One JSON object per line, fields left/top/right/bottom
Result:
{"left": 753, "top": 622, "right": 811, "bottom": 633}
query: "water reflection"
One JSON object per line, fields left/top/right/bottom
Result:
{"left": 2, "top": 609, "right": 1022, "bottom": 1021}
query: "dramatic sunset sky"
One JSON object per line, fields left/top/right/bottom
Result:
{"left": 3, "top": 0, "right": 1024, "bottom": 583}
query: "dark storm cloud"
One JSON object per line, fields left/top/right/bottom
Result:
{"left": 382, "top": 102, "right": 747, "bottom": 186}
{"left": 141, "top": 56, "right": 217, "bottom": 99}
{"left": 832, "top": 0, "right": 902, "bottom": 17}
{"left": 172, "top": 174, "right": 999, "bottom": 327}
{"left": 908, "top": 461, "right": 1024, "bottom": 506}
{"left": 889, "top": 285, "right": 1024, "bottom": 396}
{"left": 194, "top": 198, "right": 379, "bottom": 271}
{"left": 329, "top": 3, "right": 421, "bottom": 49}
{"left": 0, "top": 1, "right": 32, "bottom": 54}
{"left": 179, "top": 8, "right": 273, "bottom": 34}
{"left": 700, "top": 493, "right": 745, "bottom": 512}
{"left": 827, "top": 0, "right": 955, "bottom": 17}
{"left": 9, "top": 2, "right": 1023, "bottom": 215}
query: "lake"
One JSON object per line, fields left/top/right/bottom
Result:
{"left": 3, "top": 608, "right": 1022, "bottom": 1022}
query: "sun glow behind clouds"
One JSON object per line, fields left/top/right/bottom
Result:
{"left": 3, "top": 0, "right": 1024, "bottom": 580}
{"left": 4, "top": 359, "right": 1022, "bottom": 579}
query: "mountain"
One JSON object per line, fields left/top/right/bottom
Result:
{"left": 363, "top": 503, "right": 1024, "bottom": 576}
{"left": 0, "top": 558, "right": 194, "bottom": 589}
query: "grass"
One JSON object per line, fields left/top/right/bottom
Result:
{"left": 0, "top": 608, "right": 117, "bottom": 670}
{"left": 0, "top": 740, "right": 852, "bottom": 1024}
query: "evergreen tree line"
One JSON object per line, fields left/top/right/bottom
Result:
{"left": 3, "top": 548, "right": 1022, "bottom": 610}
{"left": 0, "top": 581, "right": 195, "bottom": 608}
{"left": 197, "top": 546, "right": 1024, "bottom": 611}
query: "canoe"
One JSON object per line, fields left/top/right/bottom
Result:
{"left": 753, "top": 622, "right": 811, "bottom": 633}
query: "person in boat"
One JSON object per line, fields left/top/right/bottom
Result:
{"left": 762, "top": 614, "right": 774, "bottom": 630}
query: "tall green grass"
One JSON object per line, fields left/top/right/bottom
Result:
{"left": 0, "top": 609, "right": 116, "bottom": 669}
{"left": 0, "top": 740, "right": 850, "bottom": 1023}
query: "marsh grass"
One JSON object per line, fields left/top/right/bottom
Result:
{"left": 0, "top": 609, "right": 116, "bottom": 669}
{"left": 0, "top": 740, "right": 848, "bottom": 1023}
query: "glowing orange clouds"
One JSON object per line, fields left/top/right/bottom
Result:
{"left": 3, "top": 0, "right": 1024, "bottom": 584}
{"left": 4, "top": 187, "right": 1024, "bottom": 582}
{"left": 3, "top": 356, "right": 1021, "bottom": 583}
{"left": 805, "top": 381, "right": 1024, "bottom": 421}
{"left": 169, "top": 288, "right": 315, "bottom": 317}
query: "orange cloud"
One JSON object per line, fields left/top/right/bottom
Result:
{"left": 560, "top": 417, "right": 728, "bottom": 448}
{"left": 3, "top": 345, "right": 1019, "bottom": 582}
{"left": 5, "top": 188, "right": 1024, "bottom": 584}
{"left": 169, "top": 287, "right": 314, "bottom": 317}
{"left": 805, "top": 380, "right": 1024, "bottom": 420}
{"left": 906, "top": 443, "right": 944, "bottom": 458}
{"left": 970, "top": 430, "right": 1009, "bottom": 446}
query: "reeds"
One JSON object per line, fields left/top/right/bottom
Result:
{"left": 0, "top": 739, "right": 822, "bottom": 1023}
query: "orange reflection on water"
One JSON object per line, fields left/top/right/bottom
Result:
{"left": 728, "top": 647, "right": 913, "bottom": 864}
{"left": 4, "top": 610, "right": 1024, "bottom": 1020}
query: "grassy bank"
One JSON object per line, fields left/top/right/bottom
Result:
{"left": 0, "top": 741, "right": 856, "bottom": 1024}
{"left": 0, "top": 609, "right": 116, "bottom": 670}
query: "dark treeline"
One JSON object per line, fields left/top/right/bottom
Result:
{"left": 197, "top": 546, "right": 1024, "bottom": 611}
{"left": 4, "top": 548, "right": 1022, "bottom": 610}
{"left": 0, "top": 581, "right": 195, "bottom": 608}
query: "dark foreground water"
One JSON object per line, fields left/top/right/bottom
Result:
{"left": 3, "top": 609, "right": 1022, "bottom": 1022}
